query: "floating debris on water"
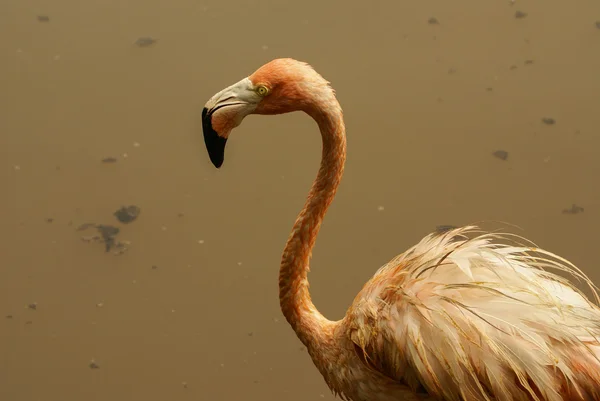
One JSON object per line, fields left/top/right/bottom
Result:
{"left": 524, "top": 60, "right": 534, "bottom": 65}
{"left": 114, "top": 205, "right": 140, "bottom": 224}
{"left": 6, "top": 315, "right": 13, "bottom": 319}
{"left": 562, "top": 204, "right": 584, "bottom": 215}
{"left": 515, "top": 11, "right": 527, "bottom": 19}
{"left": 436, "top": 225, "right": 457, "bottom": 233}
{"left": 134, "top": 37, "right": 157, "bottom": 47}
{"left": 89, "top": 360, "right": 100, "bottom": 369}
{"left": 37, "top": 15, "right": 50, "bottom": 22}
{"left": 97, "top": 225, "right": 120, "bottom": 245}
{"left": 46, "top": 218, "right": 54, "bottom": 223}
{"left": 99, "top": 225, "right": 122, "bottom": 252}
{"left": 492, "top": 150, "right": 509, "bottom": 161}
{"left": 542, "top": 117, "right": 556, "bottom": 125}
{"left": 427, "top": 17, "right": 439, "bottom": 25}
{"left": 101, "top": 157, "right": 118, "bottom": 163}
{"left": 78, "top": 223, "right": 130, "bottom": 254}
{"left": 27, "top": 303, "right": 37, "bottom": 311}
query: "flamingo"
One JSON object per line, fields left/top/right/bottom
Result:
{"left": 201, "top": 58, "right": 600, "bottom": 401}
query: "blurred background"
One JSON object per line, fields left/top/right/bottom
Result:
{"left": 1, "top": 0, "right": 599, "bottom": 400}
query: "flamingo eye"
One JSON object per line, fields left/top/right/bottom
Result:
{"left": 256, "top": 85, "right": 270, "bottom": 96}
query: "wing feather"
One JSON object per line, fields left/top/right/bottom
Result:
{"left": 346, "top": 226, "right": 600, "bottom": 401}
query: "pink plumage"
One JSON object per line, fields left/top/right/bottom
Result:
{"left": 201, "top": 58, "right": 600, "bottom": 401}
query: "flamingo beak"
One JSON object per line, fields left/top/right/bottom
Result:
{"left": 202, "top": 107, "right": 227, "bottom": 168}
{"left": 201, "top": 78, "right": 259, "bottom": 168}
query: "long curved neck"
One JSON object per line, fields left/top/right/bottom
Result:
{"left": 279, "top": 95, "right": 346, "bottom": 349}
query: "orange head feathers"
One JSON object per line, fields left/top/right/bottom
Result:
{"left": 201, "top": 58, "right": 334, "bottom": 168}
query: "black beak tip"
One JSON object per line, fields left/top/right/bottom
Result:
{"left": 202, "top": 107, "right": 227, "bottom": 169}
{"left": 213, "top": 158, "right": 223, "bottom": 169}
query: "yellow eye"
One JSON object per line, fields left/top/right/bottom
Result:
{"left": 256, "top": 85, "right": 269, "bottom": 96}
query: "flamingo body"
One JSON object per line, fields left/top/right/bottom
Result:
{"left": 201, "top": 58, "right": 600, "bottom": 401}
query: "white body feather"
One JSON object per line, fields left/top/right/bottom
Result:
{"left": 325, "top": 226, "right": 600, "bottom": 401}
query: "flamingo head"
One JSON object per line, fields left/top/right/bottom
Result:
{"left": 201, "top": 58, "right": 329, "bottom": 168}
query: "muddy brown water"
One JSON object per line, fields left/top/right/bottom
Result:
{"left": 1, "top": 0, "right": 599, "bottom": 400}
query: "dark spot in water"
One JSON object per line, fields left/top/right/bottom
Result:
{"left": 28, "top": 303, "right": 37, "bottom": 311}
{"left": 78, "top": 223, "right": 122, "bottom": 252}
{"left": 524, "top": 60, "right": 534, "bottom": 65}
{"left": 595, "top": 21, "right": 600, "bottom": 30}
{"left": 436, "top": 225, "right": 457, "bottom": 234}
{"left": 46, "top": 218, "right": 54, "bottom": 223}
{"left": 101, "top": 157, "right": 118, "bottom": 163}
{"left": 97, "top": 225, "right": 119, "bottom": 237}
{"left": 37, "top": 15, "right": 50, "bottom": 22}
{"left": 493, "top": 150, "right": 509, "bottom": 161}
{"left": 152, "top": 265, "right": 158, "bottom": 270}
{"left": 427, "top": 17, "right": 439, "bottom": 25}
{"left": 114, "top": 205, "right": 141, "bottom": 223}
{"left": 515, "top": 11, "right": 527, "bottom": 19}
{"left": 509, "top": 65, "right": 518, "bottom": 70}
{"left": 134, "top": 37, "right": 157, "bottom": 47}
{"left": 5, "top": 315, "right": 13, "bottom": 319}
{"left": 97, "top": 225, "right": 120, "bottom": 251}
{"left": 562, "top": 204, "right": 584, "bottom": 215}
{"left": 89, "top": 361, "right": 100, "bottom": 369}
{"left": 542, "top": 118, "right": 556, "bottom": 125}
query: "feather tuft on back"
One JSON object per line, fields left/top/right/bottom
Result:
{"left": 346, "top": 225, "right": 600, "bottom": 401}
